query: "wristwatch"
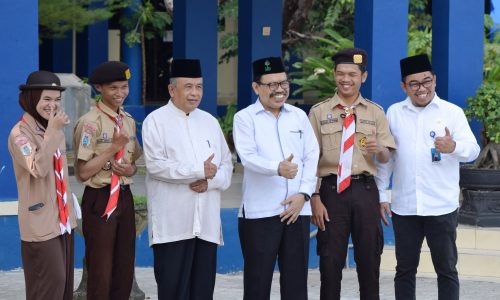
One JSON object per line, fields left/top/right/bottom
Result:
{"left": 299, "top": 192, "right": 311, "bottom": 202}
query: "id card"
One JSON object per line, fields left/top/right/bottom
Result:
{"left": 431, "top": 147, "right": 441, "bottom": 162}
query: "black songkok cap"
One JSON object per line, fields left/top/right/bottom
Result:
{"left": 400, "top": 54, "right": 433, "bottom": 80}
{"left": 170, "top": 59, "right": 202, "bottom": 78}
{"left": 332, "top": 47, "right": 368, "bottom": 68}
{"left": 89, "top": 61, "right": 131, "bottom": 84}
{"left": 252, "top": 57, "right": 286, "bottom": 81}
{"left": 19, "top": 70, "right": 65, "bottom": 91}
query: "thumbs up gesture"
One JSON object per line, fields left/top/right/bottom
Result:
{"left": 434, "top": 127, "right": 456, "bottom": 153}
{"left": 278, "top": 154, "right": 298, "bottom": 179}
{"left": 204, "top": 153, "right": 218, "bottom": 179}
{"left": 365, "top": 128, "right": 380, "bottom": 154}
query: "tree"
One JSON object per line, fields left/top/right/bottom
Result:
{"left": 39, "top": 0, "right": 125, "bottom": 41}
{"left": 121, "top": 0, "right": 172, "bottom": 102}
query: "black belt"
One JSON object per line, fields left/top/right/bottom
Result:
{"left": 86, "top": 184, "right": 130, "bottom": 191}
{"left": 323, "top": 173, "right": 374, "bottom": 181}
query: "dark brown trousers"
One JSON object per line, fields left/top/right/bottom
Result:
{"left": 317, "top": 175, "right": 383, "bottom": 300}
{"left": 82, "top": 185, "right": 135, "bottom": 300}
{"left": 22, "top": 233, "right": 74, "bottom": 300}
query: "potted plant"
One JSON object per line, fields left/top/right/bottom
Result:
{"left": 458, "top": 82, "right": 500, "bottom": 226}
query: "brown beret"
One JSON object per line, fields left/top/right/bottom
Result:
{"left": 332, "top": 48, "right": 368, "bottom": 68}
{"left": 89, "top": 61, "right": 131, "bottom": 84}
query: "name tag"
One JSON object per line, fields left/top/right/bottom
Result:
{"left": 320, "top": 118, "right": 338, "bottom": 125}
{"left": 359, "top": 119, "right": 375, "bottom": 126}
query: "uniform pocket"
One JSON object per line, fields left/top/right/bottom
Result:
{"left": 320, "top": 123, "right": 342, "bottom": 150}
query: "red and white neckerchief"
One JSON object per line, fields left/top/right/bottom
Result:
{"left": 96, "top": 103, "right": 124, "bottom": 220}
{"left": 337, "top": 104, "right": 356, "bottom": 193}
{"left": 21, "top": 116, "right": 71, "bottom": 234}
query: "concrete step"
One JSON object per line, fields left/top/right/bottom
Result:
{"left": 381, "top": 225, "right": 500, "bottom": 279}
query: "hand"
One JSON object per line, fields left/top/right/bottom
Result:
{"left": 111, "top": 157, "right": 135, "bottom": 177}
{"left": 190, "top": 179, "right": 208, "bottom": 193}
{"left": 278, "top": 154, "right": 298, "bottom": 179}
{"left": 111, "top": 126, "right": 129, "bottom": 153}
{"left": 311, "top": 195, "right": 330, "bottom": 231}
{"left": 47, "top": 109, "right": 70, "bottom": 130}
{"left": 380, "top": 202, "right": 392, "bottom": 226}
{"left": 204, "top": 154, "right": 217, "bottom": 179}
{"left": 365, "top": 128, "right": 381, "bottom": 154}
{"left": 279, "top": 193, "right": 306, "bottom": 225}
{"left": 434, "top": 127, "right": 456, "bottom": 153}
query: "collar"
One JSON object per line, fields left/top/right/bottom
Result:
{"left": 21, "top": 113, "right": 46, "bottom": 134}
{"left": 167, "top": 99, "right": 195, "bottom": 117}
{"left": 97, "top": 102, "right": 124, "bottom": 118}
{"left": 252, "top": 98, "right": 292, "bottom": 115}
{"left": 328, "top": 93, "right": 367, "bottom": 110}
{"left": 402, "top": 93, "right": 441, "bottom": 111}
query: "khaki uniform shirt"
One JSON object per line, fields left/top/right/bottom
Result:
{"left": 8, "top": 113, "right": 77, "bottom": 242}
{"left": 309, "top": 93, "right": 396, "bottom": 177}
{"left": 73, "top": 103, "right": 142, "bottom": 188}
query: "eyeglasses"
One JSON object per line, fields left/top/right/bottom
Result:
{"left": 407, "top": 79, "right": 433, "bottom": 91}
{"left": 257, "top": 80, "right": 290, "bottom": 91}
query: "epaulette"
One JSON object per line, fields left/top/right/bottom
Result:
{"left": 123, "top": 111, "right": 133, "bottom": 118}
{"left": 311, "top": 98, "right": 331, "bottom": 109}
{"left": 364, "top": 98, "right": 384, "bottom": 111}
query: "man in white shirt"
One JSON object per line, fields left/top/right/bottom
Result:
{"left": 233, "top": 56, "right": 319, "bottom": 299}
{"left": 142, "top": 59, "right": 233, "bottom": 300}
{"left": 375, "top": 54, "right": 480, "bottom": 300}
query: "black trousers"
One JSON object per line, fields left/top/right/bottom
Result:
{"left": 82, "top": 185, "right": 136, "bottom": 300}
{"left": 238, "top": 215, "right": 310, "bottom": 300}
{"left": 317, "top": 175, "right": 383, "bottom": 300}
{"left": 153, "top": 238, "right": 218, "bottom": 300}
{"left": 392, "top": 210, "right": 459, "bottom": 300}
{"left": 22, "top": 233, "right": 74, "bottom": 300}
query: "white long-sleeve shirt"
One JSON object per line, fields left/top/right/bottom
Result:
{"left": 142, "top": 101, "right": 233, "bottom": 246}
{"left": 233, "top": 100, "right": 320, "bottom": 219}
{"left": 375, "top": 94, "right": 480, "bottom": 216}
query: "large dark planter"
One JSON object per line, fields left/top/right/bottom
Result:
{"left": 459, "top": 167, "right": 500, "bottom": 227}
{"left": 73, "top": 205, "right": 148, "bottom": 299}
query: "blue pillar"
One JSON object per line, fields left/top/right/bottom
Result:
{"left": 354, "top": 0, "right": 409, "bottom": 109}
{"left": 0, "top": 0, "right": 38, "bottom": 200}
{"left": 432, "top": 1, "right": 484, "bottom": 108}
{"left": 76, "top": 2, "right": 108, "bottom": 79}
{"left": 122, "top": 0, "right": 142, "bottom": 106}
{"left": 237, "top": 0, "right": 283, "bottom": 110}
{"left": 173, "top": 0, "right": 218, "bottom": 116}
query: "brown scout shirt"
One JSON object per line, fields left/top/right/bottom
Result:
{"left": 309, "top": 93, "right": 396, "bottom": 177}
{"left": 8, "top": 113, "right": 77, "bottom": 242}
{"left": 73, "top": 102, "right": 143, "bottom": 188}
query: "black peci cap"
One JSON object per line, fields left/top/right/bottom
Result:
{"left": 332, "top": 47, "right": 368, "bottom": 69}
{"left": 252, "top": 57, "right": 286, "bottom": 81}
{"left": 89, "top": 61, "right": 131, "bottom": 84}
{"left": 400, "top": 54, "right": 433, "bottom": 80}
{"left": 19, "top": 71, "right": 65, "bottom": 91}
{"left": 170, "top": 59, "right": 202, "bottom": 78}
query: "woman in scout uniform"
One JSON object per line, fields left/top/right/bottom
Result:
{"left": 8, "top": 70, "right": 78, "bottom": 300}
{"left": 73, "top": 61, "right": 142, "bottom": 300}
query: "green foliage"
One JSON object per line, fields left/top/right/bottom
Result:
{"left": 408, "top": 27, "right": 432, "bottom": 57}
{"left": 121, "top": 0, "right": 172, "bottom": 48}
{"left": 217, "top": 104, "right": 237, "bottom": 135}
{"left": 465, "top": 83, "right": 500, "bottom": 144}
{"left": 218, "top": 0, "right": 238, "bottom": 63}
{"left": 39, "top": 0, "right": 124, "bottom": 40}
{"left": 289, "top": 29, "right": 353, "bottom": 99}
{"left": 483, "top": 16, "right": 500, "bottom": 83}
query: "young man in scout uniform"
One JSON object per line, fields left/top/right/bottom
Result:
{"left": 375, "top": 54, "right": 480, "bottom": 300}
{"left": 73, "top": 61, "right": 142, "bottom": 300}
{"left": 308, "top": 48, "right": 396, "bottom": 300}
{"left": 233, "top": 57, "right": 319, "bottom": 299}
